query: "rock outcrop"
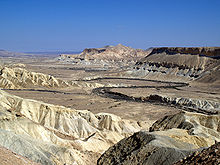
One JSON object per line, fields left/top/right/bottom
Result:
{"left": 150, "top": 111, "right": 220, "bottom": 142}
{"left": 130, "top": 47, "right": 220, "bottom": 83}
{"left": 59, "top": 44, "right": 151, "bottom": 64}
{"left": 97, "top": 129, "right": 214, "bottom": 165}
{"left": 149, "top": 47, "right": 220, "bottom": 58}
{"left": 146, "top": 94, "right": 220, "bottom": 114}
{"left": 0, "top": 66, "right": 70, "bottom": 89}
{"left": 98, "top": 110, "right": 219, "bottom": 165}
{"left": 0, "top": 90, "right": 142, "bottom": 164}
{"left": 173, "top": 142, "right": 220, "bottom": 165}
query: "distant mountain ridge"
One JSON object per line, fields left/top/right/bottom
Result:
{"left": 0, "top": 50, "right": 27, "bottom": 57}
{"left": 0, "top": 49, "right": 81, "bottom": 57}
{"left": 25, "top": 51, "right": 81, "bottom": 55}
{"left": 59, "top": 44, "right": 152, "bottom": 62}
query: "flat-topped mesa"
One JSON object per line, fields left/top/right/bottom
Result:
{"left": 149, "top": 47, "right": 220, "bottom": 57}
{"left": 130, "top": 47, "right": 220, "bottom": 82}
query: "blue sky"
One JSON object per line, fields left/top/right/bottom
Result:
{"left": 0, "top": 0, "right": 220, "bottom": 52}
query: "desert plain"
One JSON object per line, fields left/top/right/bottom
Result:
{"left": 0, "top": 45, "right": 219, "bottom": 164}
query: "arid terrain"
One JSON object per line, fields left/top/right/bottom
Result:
{"left": 0, "top": 45, "right": 219, "bottom": 165}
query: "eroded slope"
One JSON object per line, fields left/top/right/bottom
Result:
{"left": 173, "top": 142, "right": 220, "bottom": 165}
{"left": 98, "top": 111, "right": 219, "bottom": 165}
{"left": 59, "top": 44, "right": 151, "bottom": 68}
{"left": 97, "top": 129, "right": 215, "bottom": 165}
{"left": 0, "top": 66, "right": 70, "bottom": 89}
{"left": 130, "top": 47, "right": 220, "bottom": 83}
{"left": 0, "top": 90, "right": 143, "bottom": 164}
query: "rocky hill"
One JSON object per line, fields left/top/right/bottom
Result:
{"left": 0, "top": 66, "right": 70, "bottom": 89}
{"left": 0, "top": 90, "right": 143, "bottom": 165}
{"left": 97, "top": 129, "right": 215, "bottom": 165}
{"left": 149, "top": 47, "right": 220, "bottom": 57}
{"left": 59, "top": 44, "right": 151, "bottom": 64}
{"left": 0, "top": 46, "right": 219, "bottom": 165}
{"left": 97, "top": 111, "right": 219, "bottom": 165}
{"left": 130, "top": 47, "right": 220, "bottom": 83}
{"left": 149, "top": 111, "right": 220, "bottom": 141}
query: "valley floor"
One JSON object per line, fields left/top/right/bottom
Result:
{"left": 0, "top": 52, "right": 219, "bottom": 165}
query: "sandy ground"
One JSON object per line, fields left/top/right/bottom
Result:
{"left": 0, "top": 146, "right": 40, "bottom": 165}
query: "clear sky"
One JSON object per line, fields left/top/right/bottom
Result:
{"left": 0, "top": 0, "right": 220, "bottom": 52}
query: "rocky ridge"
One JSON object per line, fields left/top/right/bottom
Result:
{"left": 146, "top": 94, "right": 220, "bottom": 114}
{"left": 149, "top": 111, "right": 220, "bottom": 141}
{"left": 58, "top": 44, "right": 151, "bottom": 66}
{"left": 97, "top": 129, "right": 215, "bottom": 165}
{"left": 0, "top": 65, "right": 126, "bottom": 90}
{"left": 98, "top": 111, "right": 219, "bottom": 165}
{"left": 173, "top": 142, "right": 220, "bottom": 165}
{"left": 0, "top": 90, "right": 143, "bottom": 164}
{"left": 92, "top": 85, "right": 220, "bottom": 115}
{"left": 0, "top": 46, "right": 219, "bottom": 165}
{"left": 0, "top": 66, "right": 70, "bottom": 89}
{"left": 130, "top": 47, "right": 220, "bottom": 83}
{"left": 149, "top": 47, "right": 220, "bottom": 57}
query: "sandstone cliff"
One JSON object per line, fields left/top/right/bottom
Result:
{"left": 149, "top": 47, "right": 220, "bottom": 57}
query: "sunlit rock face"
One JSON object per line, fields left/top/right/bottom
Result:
{"left": 0, "top": 66, "right": 70, "bottom": 89}
{"left": 97, "top": 129, "right": 215, "bottom": 165}
{"left": 0, "top": 90, "right": 143, "bottom": 165}
{"left": 59, "top": 44, "right": 152, "bottom": 67}
{"left": 149, "top": 47, "right": 220, "bottom": 57}
{"left": 98, "top": 111, "right": 219, "bottom": 165}
{"left": 130, "top": 47, "right": 220, "bottom": 83}
{"left": 98, "top": 107, "right": 220, "bottom": 165}
{"left": 0, "top": 46, "right": 219, "bottom": 165}
{"left": 149, "top": 111, "right": 220, "bottom": 141}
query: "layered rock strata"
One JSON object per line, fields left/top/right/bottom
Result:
{"left": 97, "top": 129, "right": 215, "bottom": 165}
{"left": 98, "top": 111, "right": 219, "bottom": 165}
{"left": 0, "top": 90, "right": 142, "bottom": 164}
{"left": 0, "top": 66, "right": 70, "bottom": 89}
{"left": 59, "top": 44, "right": 151, "bottom": 65}
{"left": 131, "top": 47, "right": 220, "bottom": 83}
